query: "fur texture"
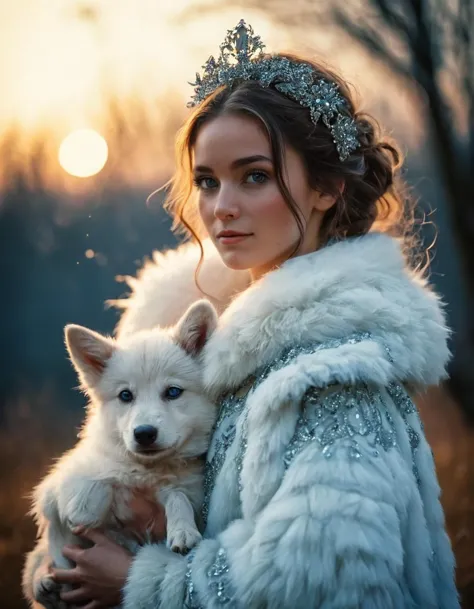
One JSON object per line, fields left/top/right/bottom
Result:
{"left": 112, "top": 238, "right": 250, "bottom": 338}
{"left": 202, "top": 232, "right": 450, "bottom": 394}
{"left": 23, "top": 300, "right": 218, "bottom": 609}
{"left": 122, "top": 234, "right": 459, "bottom": 609}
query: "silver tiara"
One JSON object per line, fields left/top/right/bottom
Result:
{"left": 188, "top": 20, "right": 360, "bottom": 162}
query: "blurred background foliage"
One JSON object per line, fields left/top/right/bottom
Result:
{"left": 1, "top": 1, "right": 473, "bottom": 607}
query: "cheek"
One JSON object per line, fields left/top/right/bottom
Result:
{"left": 96, "top": 401, "right": 126, "bottom": 440}
{"left": 113, "top": 406, "right": 132, "bottom": 432}
{"left": 153, "top": 411, "right": 183, "bottom": 445}
{"left": 255, "top": 189, "right": 299, "bottom": 235}
{"left": 198, "top": 195, "right": 214, "bottom": 228}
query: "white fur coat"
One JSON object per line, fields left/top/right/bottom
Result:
{"left": 121, "top": 233, "right": 459, "bottom": 609}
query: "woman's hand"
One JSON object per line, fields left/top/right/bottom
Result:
{"left": 51, "top": 491, "right": 166, "bottom": 607}
{"left": 123, "top": 488, "right": 167, "bottom": 544}
{"left": 51, "top": 528, "right": 132, "bottom": 609}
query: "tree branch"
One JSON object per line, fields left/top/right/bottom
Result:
{"left": 370, "top": 0, "right": 414, "bottom": 40}
{"left": 330, "top": 7, "right": 414, "bottom": 81}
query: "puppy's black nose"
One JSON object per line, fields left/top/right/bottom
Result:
{"left": 134, "top": 425, "right": 158, "bottom": 447}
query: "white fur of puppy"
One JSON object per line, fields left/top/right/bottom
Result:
{"left": 23, "top": 300, "right": 218, "bottom": 609}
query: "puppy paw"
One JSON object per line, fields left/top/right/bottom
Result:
{"left": 34, "top": 574, "right": 66, "bottom": 609}
{"left": 167, "top": 528, "right": 202, "bottom": 555}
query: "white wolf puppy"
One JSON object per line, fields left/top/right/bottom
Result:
{"left": 23, "top": 299, "right": 218, "bottom": 609}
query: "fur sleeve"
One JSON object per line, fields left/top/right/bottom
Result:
{"left": 112, "top": 239, "right": 249, "bottom": 338}
{"left": 123, "top": 386, "right": 451, "bottom": 609}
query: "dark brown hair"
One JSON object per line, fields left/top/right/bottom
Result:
{"left": 164, "top": 53, "right": 417, "bottom": 267}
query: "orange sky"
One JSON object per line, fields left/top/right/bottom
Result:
{"left": 0, "top": 1, "right": 420, "bottom": 189}
{"left": 0, "top": 2, "right": 287, "bottom": 132}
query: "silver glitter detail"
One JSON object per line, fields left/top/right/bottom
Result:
{"left": 282, "top": 381, "right": 423, "bottom": 491}
{"left": 202, "top": 390, "right": 247, "bottom": 526}
{"left": 202, "top": 331, "right": 394, "bottom": 525}
{"left": 283, "top": 384, "right": 398, "bottom": 467}
{"left": 386, "top": 382, "right": 421, "bottom": 486}
{"left": 236, "top": 409, "right": 248, "bottom": 492}
{"left": 188, "top": 19, "right": 360, "bottom": 162}
{"left": 184, "top": 548, "right": 201, "bottom": 609}
{"left": 330, "top": 114, "right": 360, "bottom": 162}
{"left": 255, "top": 332, "right": 375, "bottom": 381}
{"left": 234, "top": 332, "right": 377, "bottom": 491}
{"left": 207, "top": 548, "right": 235, "bottom": 605}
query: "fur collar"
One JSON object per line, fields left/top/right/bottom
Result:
{"left": 203, "top": 233, "right": 450, "bottom": 394}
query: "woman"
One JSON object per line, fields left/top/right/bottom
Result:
{"left": 40, "top": 19, "right": 459, "bottom": 609}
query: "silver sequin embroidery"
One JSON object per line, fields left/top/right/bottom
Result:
{"left": 283, "top": 383, "right": 398, "bottom": 467}
{"left": 191, "top": 332, "right": 420, "bottom": 607}
{"left": 184, "top": 547, "right": 236, "bottom": 608}
{"left": 386, "top": 382, "right": 421, "bottom": 486}
{"left": 203, "top": 331, "right": 383, "bottom": 522}
{"left": 207, "top": 548, "right": 235, "bottom": 605}
{"left": 283, "top": 381, "right": 423, "bottom": 490}
{"left": 202, "top": 391, "right": 248, "bottom": 526}
{"left": 184, "top": 548, "right": 200, "bottom": 609}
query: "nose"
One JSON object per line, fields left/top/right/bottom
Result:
{"left": 133, "top": 425, "right": 158, "bottom": 447}
{"left": 214, "top": 185, "right": 240, "bottom": 221}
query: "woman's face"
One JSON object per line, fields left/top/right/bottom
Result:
{"left": 193, "top": 113, "right": 335, "bottom": 280}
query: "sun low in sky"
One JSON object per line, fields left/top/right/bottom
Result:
{"left": 58, "top": 129, "right": 108, "bottom": 178}
{"left": 0, "top": 2, "right": 279, "bottom": 189}
{"left": 0, "top": 1, "right": 411, "bottom": 190}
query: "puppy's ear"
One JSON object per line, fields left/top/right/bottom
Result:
{"left": 65, "top": 324, "right": 116, "bottom": 388}
{"left": 174, "top": 300, "right": 217, "bottom": 356}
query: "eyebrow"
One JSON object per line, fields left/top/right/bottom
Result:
{"left": 193, "top": 154, "right": 272, "bottom": 173}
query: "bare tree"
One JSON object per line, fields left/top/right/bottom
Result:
{"left": 183, "top": 0, "right": 474, "bottom": 415}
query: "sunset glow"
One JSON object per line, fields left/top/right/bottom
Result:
{"left": 59, "top": 129, "right": 108, "bottom": 178}
{"left": 0, "top": 1, "right": 416, "bottom": 192}
{"left": 0, "top": 2, "right": 277, "bottom": 133}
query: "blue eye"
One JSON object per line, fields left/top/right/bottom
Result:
{"left": 164, "top": 386, "right": 183, "bottom": 400}
{"left": 246, "top": 171, "right": 268, "bottom": 184}
{"left": 193, "top": 176, "right": 218, "bottom": 190}
{"left": 118, "top": 389, "right": 134, "bottom": 403}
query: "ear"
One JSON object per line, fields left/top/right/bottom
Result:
{"left": 65, "top": 324, "right": 116, "bottom": 388}
{"left": 174, "top": 300, "right": 218, "bottom": 356}
{"left": 312, "top": 190, "right": 338, "bottom": 212}
{"left": 312, "top": 179, "right": 345, "bottom": 212}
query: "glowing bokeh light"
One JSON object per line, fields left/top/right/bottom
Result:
{"left": 59, "top": 129, "right": 108, "bottom": 178}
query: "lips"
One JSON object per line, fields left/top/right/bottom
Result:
{"left": 216, "top": 230, "right": 251, "bottom": 238}
{"left": 216, "top": 230, "right": 253, "bottom": 245}
{"left": 218, "top": 235, "right": 251, "bottom": 245}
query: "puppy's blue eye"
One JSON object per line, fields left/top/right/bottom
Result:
{"left": 164, "top": 386, "right": 183, "bottom": 400}
{"left": 118, "top": 389, "right": 134, "bottom": 403}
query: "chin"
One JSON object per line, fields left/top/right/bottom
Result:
{"left": 219, "top": 249, "right": 261, "bottom": 271}
{"left": 218, "top": 250, "right": 254, "bottom": 271}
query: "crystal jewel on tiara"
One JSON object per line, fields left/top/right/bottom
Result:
{"left": 188, "top": 19, "right": 360, "bottom": 161}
